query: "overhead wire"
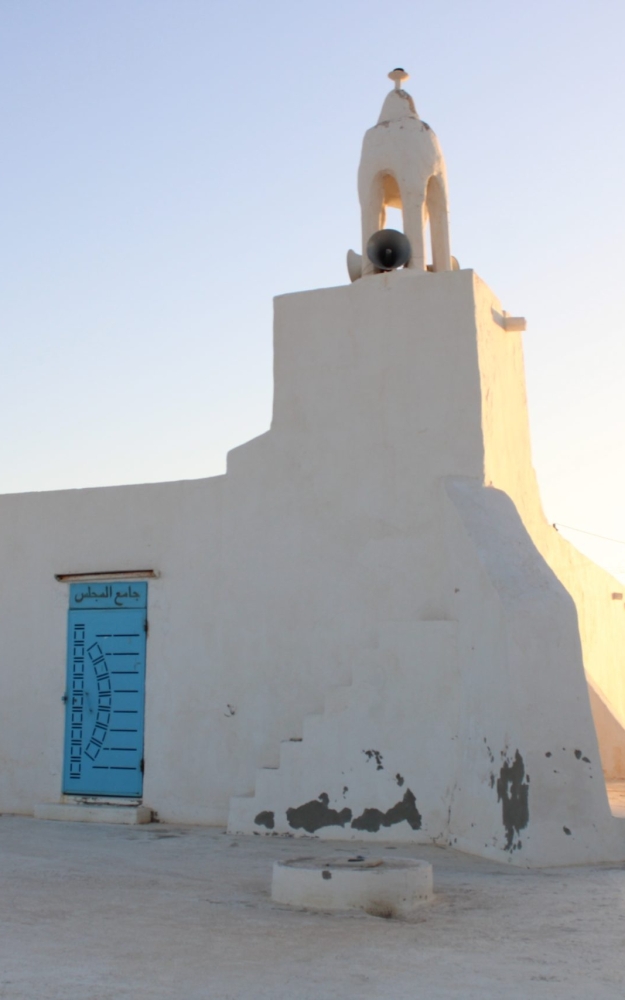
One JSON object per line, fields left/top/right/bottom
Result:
{"left": 553, "top": 523, "right": 625, "bottom": 547}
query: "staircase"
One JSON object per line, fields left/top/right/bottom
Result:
{"left": 228, "top": 622, "right": 460, "bottom": 842}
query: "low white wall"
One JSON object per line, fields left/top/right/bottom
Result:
{"left": 0, "top": 478, "right": 227, "bottom": 823}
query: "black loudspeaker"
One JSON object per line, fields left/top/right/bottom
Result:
{"left": 366, "top": 229, "right": 411, "bottom": 271}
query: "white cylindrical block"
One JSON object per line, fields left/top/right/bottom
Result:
{"left": 271, "top": 856, "right": 433, "bottom": 917}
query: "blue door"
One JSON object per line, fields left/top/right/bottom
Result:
{"left": 62, "top": 582, "right": 147, "bottom": 797}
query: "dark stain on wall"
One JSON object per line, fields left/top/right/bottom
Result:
{"left": 254, "top": 810, "right": 275, "bottom": 829}
{"left": 363, "top": 749, "right": 384, "bottom": 770}
{"left": 496, "top": 750, "right": 529, "bottom": 851}
{"left": 485, "top": 741, "right": 496, "bottom": 788}
{"left": 286, "top": 793, "right": 352, "bottom": 833}
{"left": 351, "top": 789, "right": 422, "bottom": 832}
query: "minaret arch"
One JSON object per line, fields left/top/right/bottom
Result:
{"left": 350, "top": 70, "right": 452, "bottom": 279}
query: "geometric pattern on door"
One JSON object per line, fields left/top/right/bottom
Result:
{"left": 63, "top": 582, "right": 147, "bottom": 797}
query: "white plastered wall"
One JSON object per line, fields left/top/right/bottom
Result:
{"left": 473, "top": 274, "right": 625, "bottom": 781}
{"left": 1, "top": 268, "right": 624, "bottom": 865}
{"left": 0, "top": 479, "right": 228, "bottom": 824}
{"left": 227, "top": 269, "right": 625, "bottom": 865}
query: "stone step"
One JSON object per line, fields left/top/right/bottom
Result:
{"left": 34, "top": 802, "right": 152, "bottom": 825}
{"left": 324, "top": 684, "right": 352, "bottom": 715}
{"left": 254, "top": 766, "right": 282, "bottom": 801}
{"left": 302, "top": 713, "right": 325, "bottom": 741}
{"left": 278, "top": 738, "right": 305, "bottom": 774}
{"left": 227, "top": 795, "right": 258, "bottom": 834}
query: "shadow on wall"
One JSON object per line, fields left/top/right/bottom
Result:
{"left": 446, "top": 476, "right": 613, "bottom": 791}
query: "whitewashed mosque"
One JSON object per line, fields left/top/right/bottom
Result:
{"left": 2, "top": 71, "right": 625, "bottom": 866}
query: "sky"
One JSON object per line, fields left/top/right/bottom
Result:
{"left": 1, "top": 0, "right": 625, "bottom": 579}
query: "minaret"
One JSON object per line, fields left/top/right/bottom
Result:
{"left": 348, "top": 69, "right": 452, "bottom": 279}
{"left": 228, "top": 72, "right": 625, "bottom": 868}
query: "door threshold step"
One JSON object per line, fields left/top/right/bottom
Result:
{"left": 34, "top": 802, "right": 152, "bottom": 825}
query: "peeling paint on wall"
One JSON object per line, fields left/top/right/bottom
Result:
{"left": 254, "top": 810, "right": 275, "bottom": 829}
{"left": 351, "top": 789, "right": 422, "bottom": 832}
{"left": 363, "top": 749, "right": 384, "bottom": 770}
{"left": 496, "top": 750, "right": 529, "bottom": 851}
{"left": 286, "top": 793, "right": 352, "bottom": 833}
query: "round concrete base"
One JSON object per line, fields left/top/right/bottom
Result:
{"left": 271, "top": 855, "right": 433, "bottom": 917}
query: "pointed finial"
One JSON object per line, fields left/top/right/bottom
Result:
{"left": 388, "top": 68, "right": 409, "bottom": 91}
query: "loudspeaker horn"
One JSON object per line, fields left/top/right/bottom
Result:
{"left": 366, "top": 228, "right": 411, "bottom": 271}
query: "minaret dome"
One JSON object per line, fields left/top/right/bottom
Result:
{"left": 349, "top": 70, "right": 452, "bottom": 279}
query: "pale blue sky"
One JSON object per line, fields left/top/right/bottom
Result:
{"left": 1, "top": 1, "right": 625, "bottom": 577}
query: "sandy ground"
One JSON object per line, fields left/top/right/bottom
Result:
{"left": 0, "top": 815, "right": 624, "bottom": 1000}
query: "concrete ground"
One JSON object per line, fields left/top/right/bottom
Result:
{"left": 0, "top": 815, "right": 623, "bottom": 1000}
